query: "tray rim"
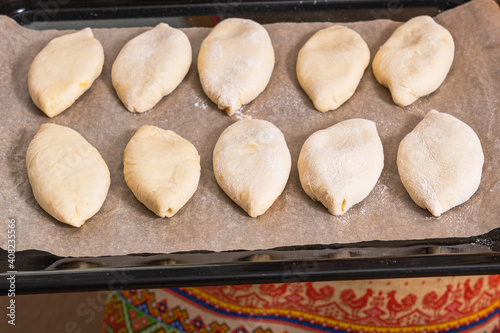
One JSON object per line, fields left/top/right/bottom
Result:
{"left": 2, "top": 0, "right": 468, "bottom": 27}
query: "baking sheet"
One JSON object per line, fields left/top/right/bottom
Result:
{"left": 0, "top": 0, "right": 499, "bottom": 257}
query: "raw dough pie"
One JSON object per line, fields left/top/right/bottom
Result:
{"left": 124, "top": 126, "right": 201, "bottom": 218}
{"left": 213, "top": 119, "right": 291, "bottom": 217}
{"left": 198, "top": 18, "right": 275, "bottom": 116}
{"left": 28, "top": 28, "right": 104, "bottom": 117}
{"left": 297, "top": 26, "right": 370, "bottom": 112}
{"left": 373, "top": 16, "right": 454, "bottom": 106}
{"left": 298, "top": 119, "right": 384, "bottom": 215}
{"left": 397, "top": 110, "right": 484, "bottom": 216}
{"left": 26, "top": 123, "right": 110, "bottom": 227}
{"left": 112, "top": 23, "right": 192, "bottom": 113}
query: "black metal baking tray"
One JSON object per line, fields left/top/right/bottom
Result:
{"left": 2, "top": 0, "right": 467, "bottom": 29}
{"left": 3, "top": 0, "right": 499, "bottom": 294}
{"left": 2, "top": 232, "right": 500, "bottom": 294}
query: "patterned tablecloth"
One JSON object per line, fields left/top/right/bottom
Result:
{"left": 103, "top": 275, "right": 500, "bottom": 332}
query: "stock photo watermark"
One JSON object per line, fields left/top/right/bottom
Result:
{"left": 53, "top": 269, "right": 134, "bottom": 333}
{"left": 6, "top": 218, "right": 16, "bottom": 326}
{"left": 369, "top": 0, "right": 403, "bottom": 20}
{"left": 3, "top": 215, "right": 134, "bottom": 331}
{"left": 18, "top": 0, "right": 70, "bottom": 29}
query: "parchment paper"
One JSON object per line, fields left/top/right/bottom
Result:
{"left": 1, "top": 0, "right": 499, "bottom": 257}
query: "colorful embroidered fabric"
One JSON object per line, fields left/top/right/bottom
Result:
{"left": 102, "top": 275, "right": 500, "bottom": 333}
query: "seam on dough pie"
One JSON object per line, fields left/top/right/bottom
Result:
{"left": 112, "top": 23, "right": 192, "bottom": 113}
{"left": 26, "top": 123, "right": 110, "bottom": 227}
{"left": 124, "top": 125, "right": 201, "bottom": 218}
{"left": 198, "top": 18, "right": 275, "bottom": 116}
{"left": 297, "top": 25, "right": 370, "bottom": 112}
{"left": 213, "top": 119, "right": 291, "bottom": 217}
{"left": 28, "top": 28, "right": 104, "bottom": 117}
{"left": 397, "top": 110, "right": 484, "bottom": 216}
{"left": 373, "top": 16, "right": 454, "bottom": 107}
{"left": 298, "top": 119, "right": 384, "bottom": 216}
